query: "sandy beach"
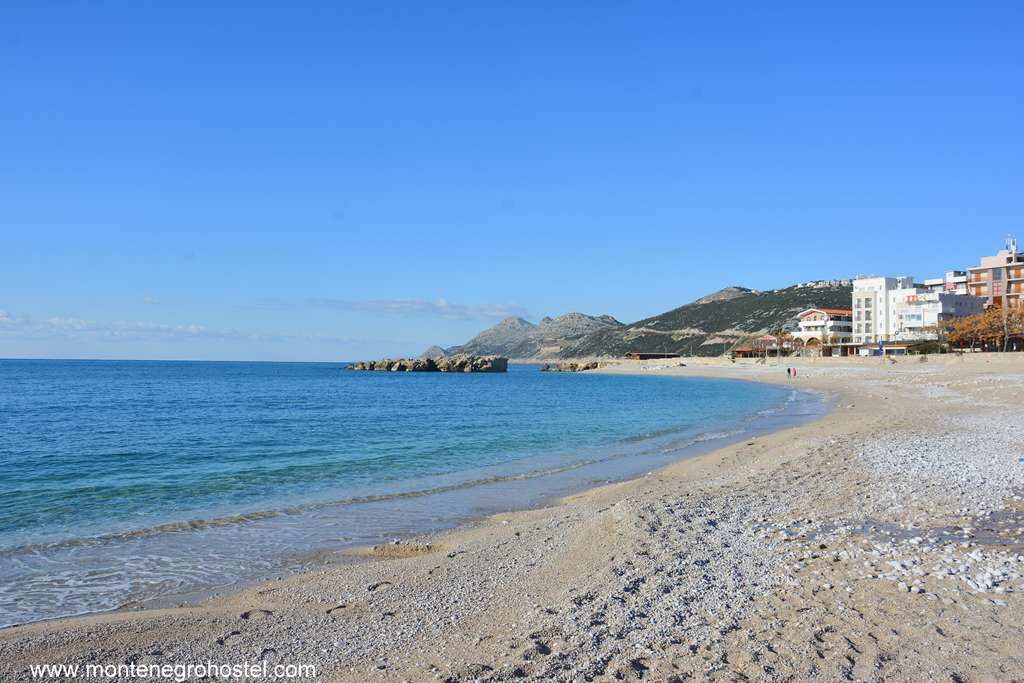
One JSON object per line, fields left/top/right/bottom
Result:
{"left": 3, "top": 353, "right": 1023, "bottom": 682}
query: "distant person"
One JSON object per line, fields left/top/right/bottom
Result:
{"left": 786, "top": 367, "right": 791, "bottom": 378}
{"left": 792, "top": 367, "right": 797, "bottom": 378}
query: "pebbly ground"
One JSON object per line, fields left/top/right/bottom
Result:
{"left": 2, "top": 354, "right": 1023, "bottom": 682}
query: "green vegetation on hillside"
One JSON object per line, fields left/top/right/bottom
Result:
{"left": 438, "top": 282, "right": 854, "bottom": 359}
{"left": 559, "top": 283, "right": 853, "bottom": 358}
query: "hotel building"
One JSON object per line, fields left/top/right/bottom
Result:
{"left": 852, "top": 275, "right": 984, "bottom": 348}
{"left": 794, "top": 308, "right": 854, "bottom": 352}
{"left": 967, "top": 237, "right": 1024, "bottom": 309}
{"left": 922, "top": 270, "right": 970, "bottom": 295}
{"left": 852, "top": 276, "right": 914, "bottom": 346}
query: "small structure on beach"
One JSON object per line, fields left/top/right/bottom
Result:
{"left": 623, "top": 352, "right": 681, "bottom": 360}
{"left": 731, "top": 343, "right": 756, "bottom": 359}
{"left": 731, "top": 335, "right": 798, "bottom": 359}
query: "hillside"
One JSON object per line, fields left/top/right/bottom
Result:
{"left": 561, "top": 281, "right": 853, "bottom": 358}
{"left": 435, "top": 280, "right": 853, "bottom": 360}
{"left": 442, "top": 312, "right": 624, "bottom": 359}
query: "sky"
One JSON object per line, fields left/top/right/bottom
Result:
{"left": 2, "top": 1, "right": 1022, "bottom": 361}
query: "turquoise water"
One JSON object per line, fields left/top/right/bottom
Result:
{"left": 0, "top": 360, "right": 822, "bottom": 627}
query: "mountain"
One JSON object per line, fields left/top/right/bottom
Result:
{"left": 560, "top": 281, "right": 853, "bottom": 358}
{"left": 693, "top": 286, "right": 755, "bottom": 304}
{"left": 446, "top": 312, "right": 624, "bottom": 359}
{"left": 438, "top": 280, "right": 852, "bottom": 360}
{"left": 418, "top": 345, "right": 449, "bottom": 359}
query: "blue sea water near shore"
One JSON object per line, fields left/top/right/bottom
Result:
{"left": 0, "top": 359, "right": 825, "bottom": 628}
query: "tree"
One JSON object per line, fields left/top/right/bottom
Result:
{"left": 944, "top": 306, "right": 1024, "bottom": 352}
{"left": 927, "top": 320, "right": 955, "bottom": 352}
{"left": 791, "top": 337, "right": 806, "bottom": 356}
{"left": 947, "top": 314, "right": 982, "bottom": 350}
{"left": 980, "top": 306, "right": 1008, "bottom": 350}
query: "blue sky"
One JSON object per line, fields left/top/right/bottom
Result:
{"left": 2, "top": 1, "right": 1021, "bottom": 360}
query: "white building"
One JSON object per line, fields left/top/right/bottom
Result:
{"left": 794, "top": 308, "right": 853, "bottom": 350}
{"left": 852, "top": 276, "right": 914, "bottom": 346}
{"left": 893, "top": 290, "right": 984, "bottom": 341}
{"left": 922, "top": 270, "right": 969, "bottom": 296}
{"left": 852, "top": 275, "right": 984, "bottom": 347}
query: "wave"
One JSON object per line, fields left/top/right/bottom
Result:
{"left": 0, "top": 424, "right": 753, "bottom": 559}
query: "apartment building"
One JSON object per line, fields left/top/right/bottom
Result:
{"left": 967, "top": 237, "right": 1023, "bottom": 308}
{"left": 852, "top": 275, "right": 984, "bottom": 346}
{"left": 852, "top": 276, "right": 914, "bottom": 345}
{"left": 794, "top": 308, "right": 853, "bottom": 349}
{"left": 922, "top": 270, "right": 969, "bottom": 295}
{"left": 894, "top": 290, "right": 984, "bottom": 340}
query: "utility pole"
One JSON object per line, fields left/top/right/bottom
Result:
{"left": 1002, "top": 234, "right": 1018, "bottom": 353}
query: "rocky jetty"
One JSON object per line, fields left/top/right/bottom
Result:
{"left": 540, "top": 361, "right": 603, "bottom": 372}
{"left": 348, "top": 354, "right": 508, "bottom": 373}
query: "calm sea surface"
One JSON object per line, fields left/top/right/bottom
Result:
{"left": 0, "top": 359, "right": 823, "bottom": 627}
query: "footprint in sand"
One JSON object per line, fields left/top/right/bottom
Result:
{"left": 367, "top": 581, "right": 392, "bottom": 592}
{"left": 240, "top": 609, "right": 272, "bottom": 620}
{"left": 326, "top": 604, "right": 347, "bottom": 615}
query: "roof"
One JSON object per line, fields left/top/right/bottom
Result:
{"left": 798, "top": 307, "right": 853, "bottom": 318}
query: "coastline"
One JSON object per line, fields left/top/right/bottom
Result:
{"left": 0, "top": 371, "right": 817, "bottom": 632}
{"left": 3, "top": 354, "right": 1024, "bottom": 681}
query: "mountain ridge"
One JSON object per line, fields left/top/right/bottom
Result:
{"left": 443, "top": 311, "right": 624, "bottom": 359}
{"left": 431, "top": 280, "right": 852, "bottom": 359}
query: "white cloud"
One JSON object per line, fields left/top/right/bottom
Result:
{"left": 0, "top": 311, "right": 367, "bottom": 347}
{"left": 0, "top": 313, "right": 238, "bottom": 341}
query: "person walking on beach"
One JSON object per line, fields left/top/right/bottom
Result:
{"left": 786, "top": 367, "right": 792, "bottom": 378}
{"left": 792, "top": 367, "right": 797, "bottom": 378}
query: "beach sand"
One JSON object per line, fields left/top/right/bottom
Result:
{"left": 3, "top": 353, "right": 1023, "bottom": 681}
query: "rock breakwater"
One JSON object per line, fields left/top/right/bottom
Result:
{"left": 348, "top": 354, "right": 508, "bottom": 373}
{"left": 540, "top": 361, "right": 605, "bottom": 372}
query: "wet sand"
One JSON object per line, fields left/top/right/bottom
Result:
{"left": 3, "top": 353, "right": 1023, "bottom": 682}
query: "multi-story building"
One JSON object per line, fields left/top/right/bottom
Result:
{"left": 922, "top": 270, "right": 969, "bottom": 295}
{"left": 852, "top": 276, "right": 915, "bottom": 346}
{"left": 892, "top": 290, "right": 984, "bottom": 341}
{"left": 967, "top": 237, "right": 1023, "bottom": 308}
{"left": 794, "top": 308, "right": 853, "bottom": 351}
{"left": 852, "top": 275, "right": 984, "bottom": 347}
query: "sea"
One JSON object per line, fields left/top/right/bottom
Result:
{"left": 0, "top": 359, "right": 825, "bottom": 628}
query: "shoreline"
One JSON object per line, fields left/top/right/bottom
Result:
{"left": 3, "top": 354, "right": 1024, "bottom": 681}
{"left": 0, "top": 374, "right": 824, "bottom": 632}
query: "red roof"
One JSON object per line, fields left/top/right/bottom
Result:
{"left": 799, "top": 308, "right": 852, "bottom": 318}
